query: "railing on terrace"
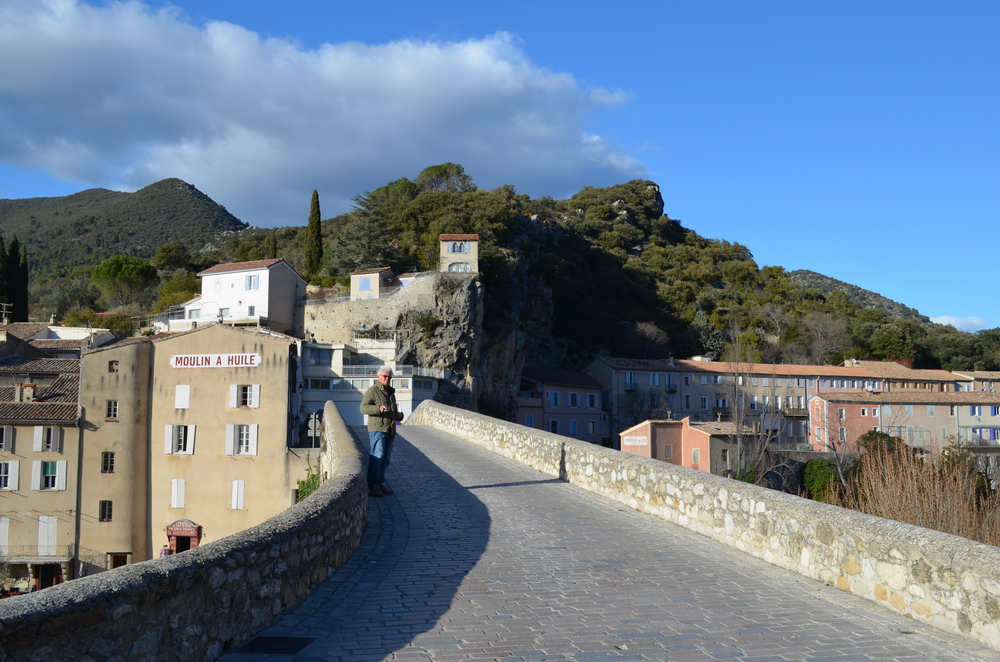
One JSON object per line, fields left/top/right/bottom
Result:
{"left": 341, "top": 365, "right": 415, "bottom": 377}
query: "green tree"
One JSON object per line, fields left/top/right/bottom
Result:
{"left": 327, "top": 216, "right": 401, "bottom": 275}
{"left": 8, "top": 240, "right": 29, "bottom": 322}
{"left": 415, "top": 163, "right": 476, "bottom": 193}
{"left": 303, "top": 190, "right": 324, "bottom": 278}
{"left": 265, "top": 230, "right": 278, "bottom": 260}
{"left": 91, "top": 256, "right": 158, "bottom": 309}
{"left": 153, "top": 270, "right": 200, "bottom": 313}
{"left": 102, "top": 313, "right": 137, "bottom": 338}
{"left": 150, "top": 242, "right": 192, "bottom": 271}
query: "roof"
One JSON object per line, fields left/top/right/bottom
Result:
{"left": 29, "top": 339, "right": 88, "bottom": 350}
{"left": 439, "top": 234, "right": 479, "bottom": 241}
{"left": 0, "top": 323, "right": 52, "bottom": 340}
{"left": 950, "top": 371, "right": 1000, "bottom": 381}
{"left": 0, "top": 374, "right": 80, "bottom": 422}
{"left": 853, "top": 361, "right": 961, "bottom": 382}
{"left": 197, "top": 258, "right": 287, "bottom": 276}
{"left": 813, "top": 391, "right": 1000, "bottom": 405}
{"left": 521, "top": 368, "right": 602, "bottom": 390}
{"left": 350, "top": 267, "right": 394, "bottom": 276}
{"left": 0, "top": 356, "right": 80, "bottom": 374}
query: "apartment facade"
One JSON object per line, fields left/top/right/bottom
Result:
{"left": 619, "top": 418, "right": 737, "bottom": 475}
{"left": 516, "top": 368, "right": 605, "bottom": 444}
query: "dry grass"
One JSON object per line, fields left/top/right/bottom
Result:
{"left": 835, "top": 445, "right": 1000, "bottom": 547}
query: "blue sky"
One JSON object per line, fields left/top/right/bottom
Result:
{"left": 1, "top": 1, "right": 997, "bottom": 330}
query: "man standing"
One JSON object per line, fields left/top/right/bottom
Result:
{"left": 360, "top": 366, "right": 401, "bottom": 497}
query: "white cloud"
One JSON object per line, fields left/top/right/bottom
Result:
{"left": 931, "top": 316, "right": 989, "bottom": 332}
{"left": 0, "top": 0, "right": 645, "bottom": 226}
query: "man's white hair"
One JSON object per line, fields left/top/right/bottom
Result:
{"left": 378, "top": 366, "right": 393, "bottom": 376}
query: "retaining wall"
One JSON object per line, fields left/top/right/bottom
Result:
{"left": 0, "top": 401, "right": 368, "bottom": 662}
{"left": 408, "top": 400, "right": 1000, "bottom": 652}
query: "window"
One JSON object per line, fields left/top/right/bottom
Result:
{"left": 648, "top": 393, "right": 658, "bottom": 408}
{"left": 796, "top": 378, "right": 804, "bottom": 387}
{"left": 310, "top": 349, "right": 333, "bottom": 366}
{"left": 569, "top": 393, "right": 579, "bottom": 408}
{"left": 750, "top": 395, "right": 758, "bottom": 411}
{"left": 164, "top": 425, "right": 196, "bottom": 455}
{"left": 721, "top": 449, "right": 730, "bottom": 469}
{"left": 569, "top": 420, "right": 578, "bottom": 436}
{"left": 839, "top": 427, "right": 847, "bottom": 442}
{"left": 700, "top": 375, "right": 708, "bottom": 385}
{"left": 872, "top": 406, "right": 879, "bottom": 418}
{"left": 525, "top": 414, "right": 534, "bottom": 428}
{"left": 175, "top": 385, "right": 190, "bottom": 409}
{"left": 0, "top": 461, "right": 17, "bottom": 490}
{"left": 231, "top": 384, "right": 261, "bottom": 408}
{"left": 906, "top": 405, "right": 914, "bottom": 416}
{"left": 762, "top": 377, "right": 770, "bottom": 387}
{"left": 587, "top": 421, "right": 597, "bottom": 436}
{"left": 712, "top": 375, "right": 723, "bottom": 385}
{"left": 220, "top": 308, "right": 231, "bottom": 318}
{"left": 245, "top": 274, "right": 259, "bottom": 290}
{"left": 0, "top": 426, "right": 13, "bottom": 452}
{"left": 34, "top": 426, "right": 61, "bottom": 453}
{"left": 692, "top": 448, "right": 701, "bottom": 464}
{"left": 450, "top": 242, "right": 469, "bottom": 253}
{"left": 684, "top": 395, "right": 691, "bottom": 409}
{"left": 684, "top": 376, "right": 691, "bottom": 386}
{"left": 549, "top": 420, "right": 560, "bottom": 434}
{"left": 99, "top": 500, "right": 113, "bottom": 522}
{"left": 587, "top": 394, "right": 596, "bottom": 409}
{"left": 884, "top": 405, "right": 892, "bottom": 417}
{"left": 928, "top": 405, "right": 935, "bottom": 417}
{"left": 700, "top": 394, "right": 708, "bottom": 410}
{"left": 232, "top": 480, "right": 245, "bottom": 510}
{"left": 226, "top": 424, "right": 258, "bottom": 456}
{"left": 308, "top": 378, "right": 332, "bottom": 390}
{"left": 101, "top": 452, "right": 115, "bottom": 474}
{"left": 33, "top": 460, "right": 66, "bottom": 490}
{"left": 171, "top": 478, "right": 185, "bottom": 508}
{"left": 248, "top": 305, "right": 256, "bottom": 317}
{"left": 797, "top": 395, "right": 804, "bottom": 408}
{"left": 358, "top": 277, "right": 371, "bottom": 291}
{"left": 188, "top": 309, "right": 201, "bottom": 320}
{"left": 549, "top": 391, "right": 560, "bottom": 407}
{"left": 861, "top": 408, "right": 867, "bottom": 417}
{"left": 106, "top": 400, "right": 119, "bottom": 421}
{"left": 650, "top": 373, "right": 658, "bottom": 386}
{"left": 662, "top": 444, "right": 673, "bottom": 459}
{"left": 108, "top": 360, "right": 119, "bottom": 373}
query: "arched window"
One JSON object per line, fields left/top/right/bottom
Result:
{"left": 450, "top": 242, "right": 468, "bottom": 254}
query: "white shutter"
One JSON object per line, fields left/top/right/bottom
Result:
{"left": 164, "top": 425, "right": 173, "bottom": 454}
{"left": 225, "top": 425, "right": 236, "bottom": 455}
{"left": 171, "top": 478, "right": 185, "bottom": 508}
{"left": 53, "top": 427, "right": 63, "bottom": 454}
{"left": 55, "top": 461, "right": 67, "bottom": 491}
{"left": 7, "top": 461, "right": 18, "bottom": 491}
{"left": 231, "top": 479, "right": 245, "bottom": 510}
{"left": 175, "top": 385, "right": 190, "bottom": 409}
{"left": 0, "top": 515, "right": 8, "bottom": 553}
{"left": 33, "top": 427, "right": 43, "bottom": 452}
{"left": 0, "top": 426, "right": 12, "bottom": 452}
{"left": 37, "top": 516, "right": 56, "bottom": 555}
{"left": 250, "top": 384, "right": 261, "bottom": 409}
{"left": 248, "top": 425, "right": 258, "bottom": 456}
{"left": 229, "top": 385, "right": 238, "bottom": 408}
{"left": 31, "top": 461, "right": 40, "bottom": 491}
{"left": 184, "top": 426, "right": 196, "bottom": 455}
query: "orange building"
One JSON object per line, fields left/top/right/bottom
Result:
{"left": 619, "top": 418, "right": 738, "bottom": 476}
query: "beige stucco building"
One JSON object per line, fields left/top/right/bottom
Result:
{"left": 438, "top": 234, "right": 479, "bottom": 273}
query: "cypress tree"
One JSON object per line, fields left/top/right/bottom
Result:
{"left": 6, "top": 236, "right": 20, "bottom": 321}
{"left": 265, "top": 230, "right": 278, "bottom": 260}
{"left": 0, "top": 236, "right": 7, "bottom": 316}
{"left": 303, "top": 190, "right": 323, "bottom": 278}
{"left": 15, "top": 246, "right": 28, "bottom": 322}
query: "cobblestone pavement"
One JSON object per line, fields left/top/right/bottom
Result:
{"left": 216, "top": 425, "right": 997, "bottom": 662}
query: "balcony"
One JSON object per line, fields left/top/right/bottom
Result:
{"left": 0, "top": 545, "right": 74, "bottom": 561}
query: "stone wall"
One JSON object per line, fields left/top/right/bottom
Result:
{"left": 408, "top": 400, "right": 1000, "bottom": 652}
{"left": 0, "top": 401, "right": 367, "bottom": 662}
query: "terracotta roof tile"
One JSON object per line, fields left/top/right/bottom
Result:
{"left": 0, "top": 402, "right": 79, "bottom": 422}
{"left": 0, "top": 356, "right": 80, "bottom": 374}
{"left": 521, "top": 368, "right": 602, "bottom": 389}
{"left": 439, "top": 234, "right": 479, "bottom": 241}
{"left": 197, "top": 258, "right": 286, "bottom": 276}
{"left": 350, "top": 267, "right": 393, "bottom": 276}
{"left": 814, "top": 391, "right": 1000, "bottom": 405}
{"left": 0, "top": 323, "right": 51, "bottom": 339}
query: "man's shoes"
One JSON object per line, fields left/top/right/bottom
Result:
{"left": 369, "top": 485, "right": 384, "bottom": 498}
{"left": 380, "top": 483, "right": 393, "bottom": 495}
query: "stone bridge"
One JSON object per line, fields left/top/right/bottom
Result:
{"left": 2, "top": 401, "right": 999, "bottom": 661}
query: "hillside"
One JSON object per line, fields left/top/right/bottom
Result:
{"left": 0, "top": 178, "right": 248, "bottom": 279}
{"left": 789, "top": 270, "right": 930, "bottom": 324}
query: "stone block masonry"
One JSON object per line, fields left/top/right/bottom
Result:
{"left": 408, "top": 400, "right": 1000, "bottom": 652}
{"left": 0, "top": 402, "right": 367, "bottom": 662}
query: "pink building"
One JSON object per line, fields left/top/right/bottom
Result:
{"left": 618, "top": 418, "right": 738, "bottom": 476}
{"left": 516, "top": 368, "right": 605, "bottom": 444}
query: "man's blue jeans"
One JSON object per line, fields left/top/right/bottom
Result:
{"left": 368, "top": 429, "right": 395, "bottom": 488}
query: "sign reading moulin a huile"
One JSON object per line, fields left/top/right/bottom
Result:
{"left": 170, "top": 353, "right": 262, "bottom": 368}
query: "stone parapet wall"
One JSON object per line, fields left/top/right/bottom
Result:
{"left": 0, "top": 401, "right": 367, "bottom": 662}
{"left": 408, "top": 400, "right": 1000, "bottom": 652}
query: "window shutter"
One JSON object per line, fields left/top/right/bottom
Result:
{"left": 175, "top": 385, "right": 190, "bottom": 409}
{"left": 8, "top": 461, "right": 18, "bottom": 490}
{"left": 164, "top": 425, "right": 173, "bottom": 454}
{"left": 171, "top": 478, "right": 185, "bottom": 508}
{"left": 33, "top": 427, "right": 43, "bottom": 452}
{"left": 0, "top": 426, "right": 12, "bottom": 452}
{"left": 184, "top": 426, "right": 196, "bottom": 455}
{"left": 53, "top": 428, "right": 63, "bottom": 454}
{"left": 250, "top": 384, "right": 261, "bottom": 408}
{"left": 225, "top": 424, "right": 236, "bottom": 455}
{"left": 55, "top": 461, "right": 67, "bottom": 491}
{"left": 31, "top": 461, "right": 40, "bottom": 491}
{"left": 232, "top": 479, "right": 245, "bottom": 510}
{"left": 248, "top": 425, "right": 258, "bottom": 456}
{"left": 229, "top": 385, "right": 238, "bottom": 408}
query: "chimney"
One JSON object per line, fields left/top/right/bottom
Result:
{"left": 13, "top": 383, "right": 21, "bottom": 403}
{"left": 23, "top": 384, "right": 35, "bottom": 402}
{"left": 49, "top": 313, "right": 56, "bottom": 324}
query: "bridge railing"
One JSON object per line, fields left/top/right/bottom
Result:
{"left": 408, "top": 400, "right": 1000, "bottom": 653}
{"left": 0, "top": 401, "right": 368, "bottom": 661}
